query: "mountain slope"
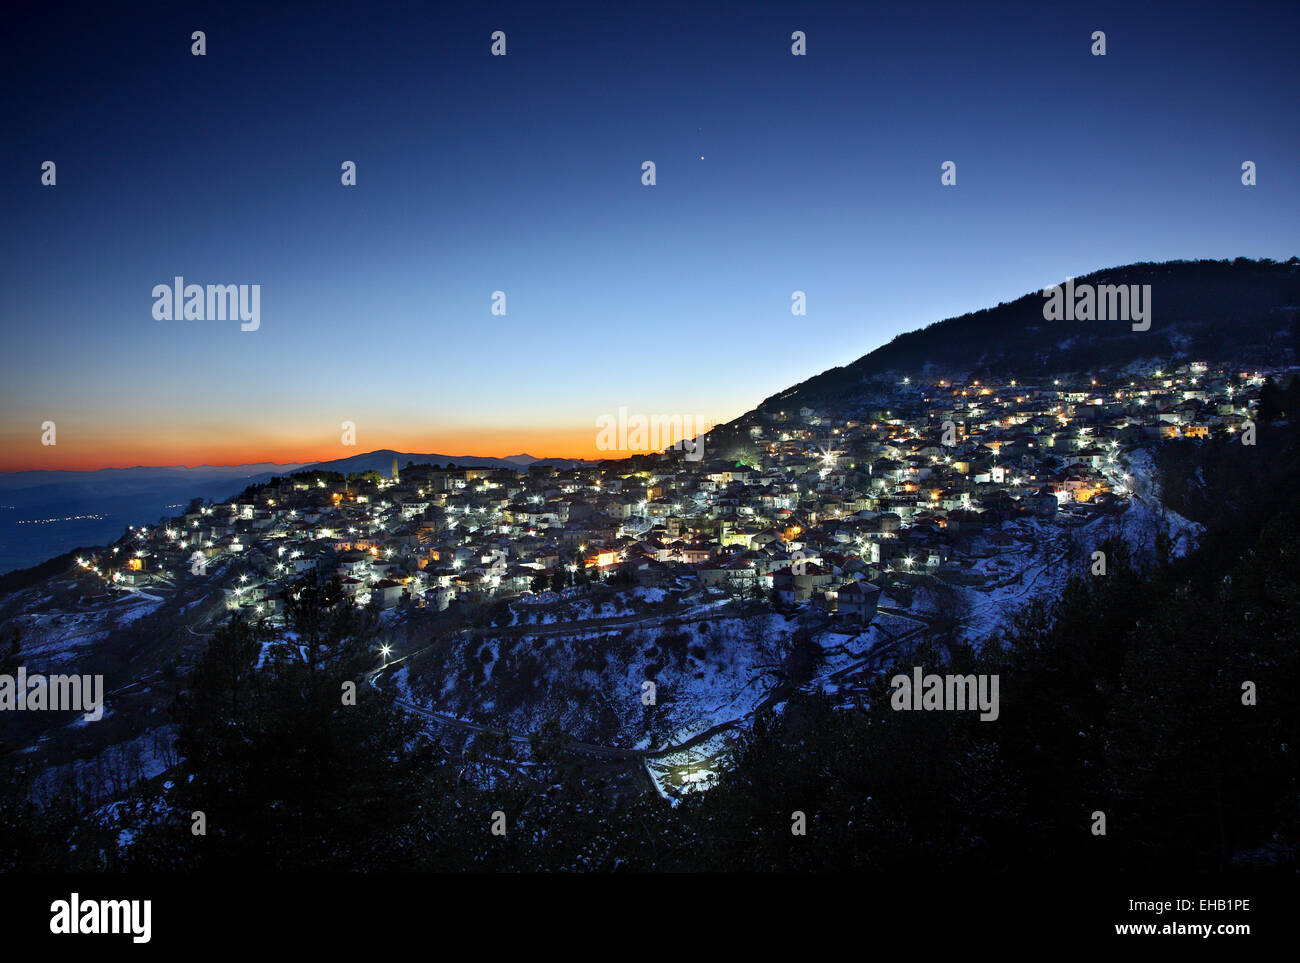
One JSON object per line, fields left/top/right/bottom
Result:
{"left": 750, "top": 257, "right": 1299, "bottom": 418}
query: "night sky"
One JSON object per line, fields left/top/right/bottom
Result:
{"left": 2, "top": 0, "right": 1296, "bottom": 469}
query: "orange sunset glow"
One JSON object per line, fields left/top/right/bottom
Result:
{"left": 0, "top": 423, "right": 686, "bottom": 472}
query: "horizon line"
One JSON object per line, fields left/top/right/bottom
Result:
{"left": 0, "top": 448, "right": 629, "bottom": 475}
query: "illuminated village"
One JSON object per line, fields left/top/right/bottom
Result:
{"left": 73, "top": 362, "right": 1269, "bottom": 626}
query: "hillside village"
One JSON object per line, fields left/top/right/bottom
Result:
{"left": 73, "top": 362, "right": 1274, "bottom": 627}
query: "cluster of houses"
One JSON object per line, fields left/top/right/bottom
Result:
{"left": 89, "top": 362, "right": 1271, "bottom": 629}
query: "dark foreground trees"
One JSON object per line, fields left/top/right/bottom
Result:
{"left": 129, "top": 575, "right": 447, "bottom": 870}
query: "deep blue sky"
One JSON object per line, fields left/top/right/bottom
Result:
{"left": 1, "top": 0, "right": 1296, "bottom": 468}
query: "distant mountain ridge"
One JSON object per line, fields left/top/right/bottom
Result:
{"left": 300, "top": 449, "right": 588, "bottom": 475}
{"left": 747, "top": 257, "right": 1300, "bottom": 418}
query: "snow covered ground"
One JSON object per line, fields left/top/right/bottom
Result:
{"left": 932, "top": 448, "right": 1203, "bottom": 647}
{"left": 405, "top": 602, "right": 796, "bottom": 749}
